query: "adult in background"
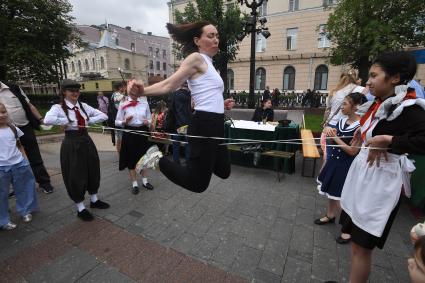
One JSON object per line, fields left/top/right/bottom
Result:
{"left": 252, "top": 98, "right": 274, "bottom": 122}
{"left": 302, "top": 89, "right": 313, "bottom": 107}
{"left": 169, "top": 82, "right": 192, "bottom": 164}
{"left": 97, "top": 91, "right": 108, "bottom": 115}
{"left": 0, "top": 81, "right": 54, "bottom": 194}
{"left": 272, "top": 88, "right": 280, "bottom": 107}
{"left": 108, "top": 81, "right": 127, "bottom": 153}
{"left": 262, "top": 86, "right": 271, "bottom": 101}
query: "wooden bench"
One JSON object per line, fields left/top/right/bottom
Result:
{"left": 227, "top": 144, "right": 295, "bottom": 182}
{"left": 300, "top": 129, "right": 320, "bottom": 177}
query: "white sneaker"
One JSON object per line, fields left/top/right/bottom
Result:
{"left": 136, "top": 146, "right": 163, "bottom": 173}
{"left": 2, "top": 222, "right": 17, "bottom": 230}
{"left": 22, "top": 214, "right": 32, "bottom": 223}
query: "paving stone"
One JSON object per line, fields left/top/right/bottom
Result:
{"left": 26, "top": 248, "right": 99, "bottom": 283}
{"left": 270, "top": 218, "right": 293, "bottom": 242}
{"left": 207, "top": 216, "right": 237, "bottom": 239}
{"left": 253, "top": 267, "right": 282, "bottom": 283}
{"left": 115, "top": 214, "right": 139, "bottom": 229}
{"left": 311, "top": 247, "right": 338, "bottom": 282}
{"left": 230, "top": 245, "right": 263, "bottom": 279}
{"left": 388, "top": 254, "right": 411, "bottom": 283}
{"left": 259, "top": 251, "right": 286, "bottom": 276}
{"left": 190, "top": 234, "right": 221, "bottom": 261}
{"left": 313, "top": 226, "right": 337, "bottom": 252}
{"left": 295, "top": 207, "right": 315, "bottom": 228}
{"left": 187, "top": 213, "right": 216, "bottom": 237}
{"left": 245, "top": 223, "right": 270, "bottom": 250}
{"left": 231, "top": 215, "right": 258, "bottom": 238}
{"left": 171, "top": 233, "right": 200, "bottom": 254}
{"left": 265, "top": 238, "right": 290, "bottom": 257}
{"left": 211, "top": 233, "right": 244, "bottom": 268}
{"left": 77, "top": 264, "right": 136, "bottom": 283}
{"left": 297, "top": 195, "right": 316, "bottom": 211}
{"left": 288, "top": 225, "right": 314, "bottom": 263}
{"left": 281, "top": 256, "right": 312, "bottom": 283}
{"left": 257, "top": 204, "right": 280, "bottom": 227}
{"left": 369, "top": 265, "right": 399, "bottom": 283}
{"left": 156, "top": 221, "right": 186, "bottom": 247}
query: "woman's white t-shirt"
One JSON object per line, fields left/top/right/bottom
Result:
{"left": 0, "top": 126, "right": 24, "bottom": 166}
{"left": 188, "top": 53, "right": 224, "bottom": 114}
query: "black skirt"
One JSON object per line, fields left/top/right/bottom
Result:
{"left": 119, "top": 125, "right": 150, "bottom": 170}
{"left": 339, "top": 198, "right": 401, "bottom": 250}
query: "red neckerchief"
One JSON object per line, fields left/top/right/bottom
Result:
{"left": 360, "top": 88, "right": 417, "bottom": 141}
{"left": 122, "top": 100, "right": 138, "bottom": 110}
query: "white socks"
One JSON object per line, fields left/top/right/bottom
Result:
{"left": 132, "top": 181, "right": 138, "bottom": 188}
{"left": 90, "top": 194, "right": 98, "bottom": 203}
{"left": 142, "top": 178, "right": 148, "bottom": 186}
{"left": 76, "top": 202, "right": 85, "bottom": 212}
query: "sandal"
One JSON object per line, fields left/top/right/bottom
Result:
{"left": 314, "top": 215, "right": 335, "bottom": 225}
{"left": 336, "top": 235, "right": 351, "bottom": 244}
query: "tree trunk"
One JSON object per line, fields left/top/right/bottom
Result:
{"left": 358, "top": 56, "right": 370, "bottom": 86}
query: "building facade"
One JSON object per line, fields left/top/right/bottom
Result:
{"left": 65, "top": 24, "right": 172, "bottom": 91}
{"left": 168, "top": 0, "right": 425, "bottom": 93}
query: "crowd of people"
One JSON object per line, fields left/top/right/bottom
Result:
{"left": 1, "top": 20, "right": 425, "bottom": 283}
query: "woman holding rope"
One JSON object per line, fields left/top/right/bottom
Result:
{"left": 133, "top": 21, "right": 235, "bottom": 193}
{"left": 338, "top": 51, "right": 425, "bottom": 283}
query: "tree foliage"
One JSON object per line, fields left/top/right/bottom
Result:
{"left": 173, "top": 0, "right": 245, "bottom": 91}
{"left": 326, "top": 0, "right": 425, "bottom": 83}
{"left": 0, "top": 0, "right": 79, "bottom": 83}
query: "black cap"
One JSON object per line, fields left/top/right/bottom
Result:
{"left": 60, "top": 79, "right": 81, "bottom": 89}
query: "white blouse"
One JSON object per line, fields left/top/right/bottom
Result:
{"left": 44, "top": 99, "right": 107, "bottom": 131}
{"left": 115, "top": 97, "right": 152, "bottom": 127}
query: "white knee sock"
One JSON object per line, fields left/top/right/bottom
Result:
{"left": 142, "top": 178, "right": 148, "bottom": 185}
{"left": 90, "top": 194, "right": 98, "bottom": 203}
{"left": 132, "top": 181, "right": 138, "bottom": 188}
{"left": 76, "top": 202, "right": 85, "bottom": 212}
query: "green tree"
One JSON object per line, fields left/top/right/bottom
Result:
{"left": 173, "top": 0, "right": 245, "bottom": 91}
{"left": 0, "top": 0, "right": 79, "bottom": 83}
{"left": 326, "top": 0, "right": 425, "bottom": 83}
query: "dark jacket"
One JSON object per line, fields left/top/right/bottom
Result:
{"left": 252, "top": 107, "right": 274, "bottom": 122}
{"left": 173, "top": 88, "right": 192, "bottom": 129}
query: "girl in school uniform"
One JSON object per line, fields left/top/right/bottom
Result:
{"left": 338, "top": 51, "right": 425, "bottom": 283}
{"left": 0, "top": 102, "right": 38, "bottom": 230}
{"left": 44, "top": 79, "right": 110, "bottom": 222}
{"left": 314, "top": 92, "right": 363, "bottom": 244}
{"left": 115, "top": 88, "right": 154, "bottom": 195}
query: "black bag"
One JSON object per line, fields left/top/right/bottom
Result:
{"left": 107, "top": 94, "right": 118, "bottom": 127}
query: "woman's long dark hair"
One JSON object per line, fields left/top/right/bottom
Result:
{"left": 166, "top": 21, "right": 211, "bottom": 56}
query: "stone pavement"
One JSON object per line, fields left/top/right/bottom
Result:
{"left": 0, "top": 132, "right": 421, "bottom": 282}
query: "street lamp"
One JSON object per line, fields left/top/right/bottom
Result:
{"left": 237, "top": 0, "right": 270, "bottom": 108}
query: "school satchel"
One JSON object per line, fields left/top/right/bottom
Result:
{"left": 107, "top": 94, "right": 118, "bottom": 127}
{"left": 8, "top": 123, "right": 22, "bottom": 147}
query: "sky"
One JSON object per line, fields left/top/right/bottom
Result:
{"left": 68, "top": 0, "right": 170, "bottom": 37}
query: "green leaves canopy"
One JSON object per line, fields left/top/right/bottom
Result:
{"left": 326, "top": 0, "right": 425, "bottom": 82}
{"left": 0, "top": 0, "right": 79, "bottom": 83}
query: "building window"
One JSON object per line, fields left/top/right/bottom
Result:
{"left": 115, "top": 37, "right": 119, "bottom": 46}
{"left": 283, "top": 66, "right": 296, "bottom": 90}
{"left": 84, "top": 59, "right": 89, "bottom": 71}
{"left": 156, "top": 61, "right": 160, "bottom": 70}
{"left": 162, "top": 49, "right": 166, "bottom": 59}
{"left": 323, "top": 0, "right": 335, "bottom": 6}
{"left": 255, "top": 67, "right": 266, "bottom": 90}
{"left": 131, "top": 42, "right": 135, "bottom": 52}
{"left": 314, "top": 65, "right": 328, "bottom": 90}
{"left": 256, "top": 33, "right": 266, "bottom": 52}
{"left": 286, "top": 28, "right": 298, "bottom": 50}
{"left": 100, "top": 57, "right": 105, "bottom": 69}
{"left": 81, "top": 83, "right": 85, "bottom": 90}
{"left": 95, "top": 82, "right": 99, "bottom": 89}
{"left": 164, "top": 74, "right": 167, "bottom": 79}
{"left": 92, "top": 58, "right": 95, "bottom": 70}
{"left": 149, "top": 47, "right": 153, "bottom": 57}
{"left": 124, "top": 58, "right": 130, "bottom": 70}
{"left": 149, "top": 60, "right": 153, "bottom": 70}
{"left": 163, "top": 62, "right": 167, "bottom": 71}
{"left": 64, "top": 63, "right": 69, "bottom": 74}
{"left": 71, "top": 62, "right": 75, "bottom": 72}
{"left": 289, "top": 0, "right": 299, "bottom": 11}
{"left": 318, "top": 24, "right": 331, "bottom": 48}
{"left": 77, "top": 60, "right": 82, "bottom": 72}
{"left": 258, "top": 1, "right": 267, "bottom": 16}
{"left": 227, "top": 69, "right": 234, "bottom": 90}
{"left": 155, "top": 48, "right": 160, "bottom": 58}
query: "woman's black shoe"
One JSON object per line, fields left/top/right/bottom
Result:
{"left": 90, "top": 200, "right": 110, "bottom": 209}
{"left": 336, "top": 235, "right": 351, "bottom": 244}
{"left": 132, "top": 186, "right": 140, "bottom": 195}
{"left": 77, "top": 209, "right": 94, "bottom": 221}
{"left": 143, "top": 183, "right": 154, "bottom": 190}
{"left": 314, "top": 215, "right": 335, "bottom": 225}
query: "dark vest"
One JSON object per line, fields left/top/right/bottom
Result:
{"left": 4, "top": 82, "right": 40, "bottom": 130}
